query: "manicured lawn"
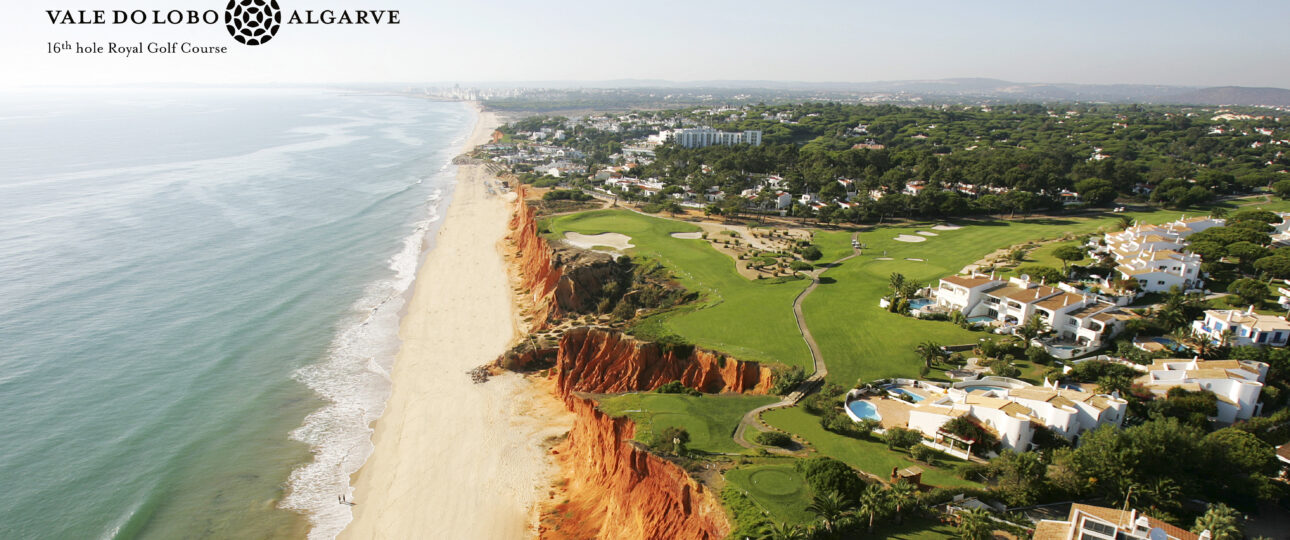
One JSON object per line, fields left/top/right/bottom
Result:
{"left": 762, "top": 407, "right": 981, "bottom": 489}
{"left": 801, "top": 204, "right": 1267, "bottom": 385}
{"left": 544, "top": 210, "right": 814, "bottom": 368}
{"left": 595, "top": 392, "right": 777, "bottom": 455}
{"left": 872, "top": 518, "right": 959, "bottom": 539}
{"left": 724, "top": 463, "right": 815, "bottom": 525}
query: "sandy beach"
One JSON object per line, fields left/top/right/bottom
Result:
{"left": 340, "top": 107, "right": 570, "bottom": 539}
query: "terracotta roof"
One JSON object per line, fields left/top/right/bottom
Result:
{"left": 1067, "top": 301, "right": 1116, "bottom": 319}
{"left": 992, "top": 285, "right": 1061, "bottom": 304}
{"left": 1068, "top": 504, "right": 1198, "bottom": 540}
{"left": 1278, "top": 443, "right": 1290, "bottom": 463}
{"left": 1035, "top": 292, "right": 1086, "bottom": 311}
{"left": 941, "top": 274, "right": 1001, "bottom": 289}
{"left": 1031, "top": 520, "right": 1070, "bottom": 540}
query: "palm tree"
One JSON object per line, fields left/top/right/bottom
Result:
{"left": 806, "top": 490, "right": 855, "bottom": 534}
{"left": 1116, "top": 216, "right": 1134, "bottom": 231}
{"left": 1132, "top": 477, "right": 1182, "bottom": 514}
{"left": 915, "top": 341, "right": 945, "bottom": 369}
{"left": 889, "top": 481, "right": 919, "bottom": 523}
{"left": 858, "top": 484, "right": 888, "bottom": 534}
{"left": 1192, "top": 503, "right": 1242, "bottom": 540}
{"left": 757, "top": 522, "right": 809, "bottom": 540}
{"left": 957, "top": 507, "right": 994, "bottom": 540}
{"left": 889, "top": 272, "right": 907, "bottom": 298}
{"left": 1017, "top": 314, "right": 1049, "bottom": 343}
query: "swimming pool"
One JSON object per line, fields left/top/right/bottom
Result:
{"left": 1149, "top": 337, "right": 1190, "bottom": 352}
{"left": 887, "top": 388, "right": 926, "bottom": 402}
{"left": 847, "top": 400, "right": 882, "bottom": 421}
{"left": 909, "top": 298, "right": 933, "bottom": 309}
{"left": 962, "top": 385, "right": 1007, "bottom": 393}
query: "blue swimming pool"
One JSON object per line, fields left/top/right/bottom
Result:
{"left": 963, "top": 385, "right": 1007, "bottom": 393}
{"left": 1149, "top": 337, "right": 1190, "bottom": 352}
{"left": 847, "top": 400, "right": 882, "bottom": 421}
{"left": 909, "top": 298, "right": 933, "bottom": 309}
{"left": 887, "top": 388, "right": 926, "bottom": 402}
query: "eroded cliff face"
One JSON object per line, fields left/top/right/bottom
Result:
{"left": 554, "top": 326, "right": 773, "bottom": 396}
{"left": 509, "top": 187, "right": 563, "bottom": 329}
{"left": 541, "top": 396, "right": 730, "bottom": 540}
{"left": 508, "top": 187, "right": 628, "bottom": 329}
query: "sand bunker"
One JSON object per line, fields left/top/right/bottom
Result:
{"left": 932, "top": 224, "right": 962, "bottom": 231}
{"left": 894, "top": 234, "right": 927, "bottom": 243}
{"left": 670, "top": 232, "right": 703, "bottom": 240}
{"left": 564, "top": 232, "right": 634, "bottom": 251}
{"left": 917, "top": 231, "right": 938, "bottom": 237}
{"left": 906, "top": 258, "right": 925, "bottom": 262}
{"left": 876, "top": 257, "right": 894, "bottom": 261}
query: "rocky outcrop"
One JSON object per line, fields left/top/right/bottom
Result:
{"left": 542, "top": 396, "right": 730, "bottom": 540}
{"left": 554, "top": 327, "right": 773, "bottom": 396}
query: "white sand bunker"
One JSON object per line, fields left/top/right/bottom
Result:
{"left": 876, "top": 257, "right": 894, "bottom": 261}
{"left": 932, "top": 224, "right": 962, "bottom": 231}
{"left": 917, "top": 231, "right": 938, "bottom": 237}
{"left": 906, "top": 258, "right": 925, "bottom": 262}
{"left": 894, "top": 234, "right": 927, "bottom": 243}
{"left": 564, "top": 232, "right": 634, "bottom": 251}
{"left": 670, "top": 232, "right": 703, "bottom": 239}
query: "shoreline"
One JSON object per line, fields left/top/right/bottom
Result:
{"left": 338, "top": 104, "right": 571, "bottom": 538}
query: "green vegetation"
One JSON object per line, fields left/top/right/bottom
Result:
{"left": 724, "top": 463, "right": 816, "bottom": 526}
{"left": 595, "top": 392, "right": 777, "bottom": 454}
{"left": 762, "top": 407, "right": 979, "bottom": 489}
{"left": 543, "top": 209, "right": 813, "bottom": 368}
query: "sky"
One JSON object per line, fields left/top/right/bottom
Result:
{"left": 4, "top": 0, "right": 1290, "bottom": 89}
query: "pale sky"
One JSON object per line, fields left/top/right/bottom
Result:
{"left": 4, "top": 0, "right": 1289, "bottom": 89}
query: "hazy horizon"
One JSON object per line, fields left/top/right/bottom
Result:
{"left": 3, "top": 0, "right": 1289, "bottom": 89}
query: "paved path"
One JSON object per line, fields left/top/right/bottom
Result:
{"left": 733, "top": 233, "right": 862, "bottom": 451}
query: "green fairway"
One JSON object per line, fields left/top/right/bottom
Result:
{"left": 762, "top": 407, "right": 980, "bottom": 489}
{"left": 595, "top": 392, "right": 778, "bottom": 454}
{"left": 543, "top": 210, "right": 814, "bottom": 368}
{"left": 801, "top": 201, "right": 1290, "bottom": 385}
{"left": 724, "top": 463, "right": 815, "bottom": 525}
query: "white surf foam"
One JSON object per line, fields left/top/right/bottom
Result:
{"left": 280, "top": 185, "right": 452, "bottom": 539}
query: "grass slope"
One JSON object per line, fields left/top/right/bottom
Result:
{"left": 762, "top": 407, "right": 980, "bottom": 489}
{"left": 596, "top": 393, "right": 777, "bottom": 455}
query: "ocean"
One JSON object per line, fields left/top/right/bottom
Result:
{"left": 0, "top": 89, "right": 475, "bottom": 539}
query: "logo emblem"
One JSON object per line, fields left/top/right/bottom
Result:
{"left": 224, "top": 0, "right": 281, "bottom": 45}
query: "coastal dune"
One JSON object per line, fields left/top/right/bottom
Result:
{"left": 340, "top": 110, "right": 570, "bottom": 539}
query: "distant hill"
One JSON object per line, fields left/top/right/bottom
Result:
{"left": 1158, "top": 86, "right": 1290, "bottom": 107}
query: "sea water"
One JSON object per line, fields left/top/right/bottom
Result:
{"left": 0, "top": 89, "right": 474, "bottom": 539}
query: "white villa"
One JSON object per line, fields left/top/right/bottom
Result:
{"left": 1033, "top": 503, "right": 1205, "bottom": 540}
{"left": 934, "top": 274, "right": 1135, "bottom": 354}
{"left": 906, "top": 380, "right": 1127, "bottom": 452}
{"left": 1191, "top": 308, "right": 1290, "bottom": 348}
{"left": 1090, "top": 216, "right": 1222, "bottom": 293}
{"left": 1140, "top": 358, "right": 1269, "bottom": 422}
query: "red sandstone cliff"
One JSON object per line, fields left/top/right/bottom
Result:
{"left": 542, "top": 396, "right": 731, "bottom": 540}
{"left": 554, "top": 327, "right": 773, "bottom": 395}
{"left": 509, "top": 186, "right": 563, "bottom": 329}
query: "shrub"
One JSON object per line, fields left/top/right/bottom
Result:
{"left": 796, "top": 457, "right": 868, "bottom": 499}
{"left": 756, "top": 431, "right": 794, "bottom": 448}
{"left": 653, "top": 426, "right": 690, "bottom": 455}
{"left": 884, "top": 427, "right": 923, "bottom": 450}
{"left": 541, "top": 189, "right": 591, "bottom": 201}
{"left": 801, "top": 245, "right": 823, "bottom": 261}
{"left": 790, "top": 260, "right": 814, "bottom": 271}
{"left": 911, "top": 444, "right": 941, "bottom": 465}
{"left": 771, "top": 366, "right": 806, "bottom": 395}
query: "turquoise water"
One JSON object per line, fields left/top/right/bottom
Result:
{"left": 887, "top": 388, "right": 926, "bottom": 402}
{"left": 964, "top": 385, "right": 1008, "bottom": 393}
{"left": 846, "top": 400, "right": 882, "bottom": 421}
{"left": 0, "top": 89, "right": 474, "bottom": 539}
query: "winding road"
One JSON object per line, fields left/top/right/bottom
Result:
{"left": 733, "top": 232, "right": 862, "bottom": 451}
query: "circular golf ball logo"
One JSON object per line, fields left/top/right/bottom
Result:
{"left": 224, "top": 0, "right": 281, "bottom": 45}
